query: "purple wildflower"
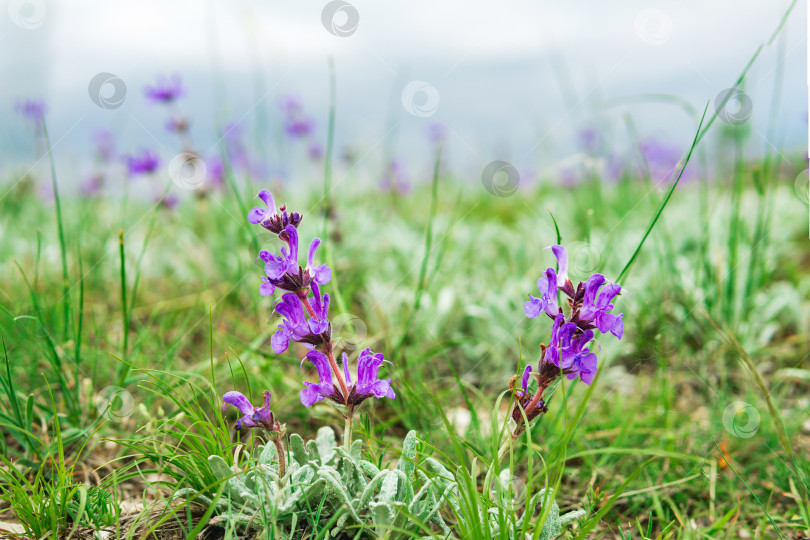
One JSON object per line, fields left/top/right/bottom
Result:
{"left": 248, "top": 190, "right": 303, "bottom": 233}
{"left": 80, "top": 174, "right": 104, "bottom": 197}
{"left": 159, "top": 193, "right": 180, "bottom": 210}
{"left": 300, "top": 348, "right": 394, "bottom": 407}
{"left": 92, "top": 129, "right": 115, "bottom": 162}
{"left": 223, "top": 390, "right": 280, "bottom": 431}
{"left": 522, "top": 244, "right": 624, "bottom": 386}
{"left": 279, "top": 95, "right": 303, "bottom": 116}
{"left": 256, "top": 224, "right": 330, "bottom": 296}
{"left": 427, "top": 122, "right": 447, "bottom": 143}
{"left": 576, "top": 274, "right": 624, "bottom": 338}
{"left": 578, "top": 127, "right": 600, "bottom": 154}
{"left": 271, "top": 289, "right": 330, "bottom": 354}
{"left": 639, "top": 138, "right": 693, "bottom": 185}
{"left": 16, "top": 99, "right": 46, "bottom": 122}
{"left": 145, "top": 74, "right": 184, "bottom": 104}
{"left": 379, "top": 160, "right": 410, "bottom": 194}
{"left": 125, "top": 149, "right": 160, "bottom": 176}
{"left": 524, "top": 268, "right": 559, "bottom": 319}
{"left": 284, "top": 116, "right": 314, "bottom": 138}
{"left": 307, "top": 142, "right": 324, "bottom": 161}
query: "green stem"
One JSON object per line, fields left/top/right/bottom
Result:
{"left": 119, "top": 231, "right": 128, "bottom": 358}
{"left": 41, "top": 119, "right": 70, "bottom": 338}
{"left": 343, "top": 410, "right": 354, "bottom": 451}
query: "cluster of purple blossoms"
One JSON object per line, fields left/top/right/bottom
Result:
{"left": 124, "top": 149, "right": 160, "bottom": 176}
{"left": 223, "top": 190, "right": 395, "bottom": 435}
{"left": 512, "top": 245, "right": 623, "bottom": 425}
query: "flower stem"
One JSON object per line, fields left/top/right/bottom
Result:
{"left": 344, "top": 410, "right": 354, "bottom": 451}
{"left": 299, "top": 294, "right": 319, "bottom": 320}
{"left": 273, "top": 438, "right": 286, "bottom": 483}
{"left": 324, "top": 344, "right": 349, "bottom": 402}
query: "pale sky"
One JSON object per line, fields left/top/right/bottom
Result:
{"left": 0, "top": 0, "right": 806, "bottom": 183}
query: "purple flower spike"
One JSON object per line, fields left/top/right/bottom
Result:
{"left": 523, "top": 243, "right": 625, "bottom": 394}
{"left": 145, "top": 74, "right": 184, "bottom": 104}
{"left": 300, "top": 350, "right": 340, "bottom": 406}
{"left": 223, "top": 390, "right": 279, "bottom": 431}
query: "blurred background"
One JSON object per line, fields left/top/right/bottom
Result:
{"left": 0, "top": 0, "right": 806, "bottom": 190}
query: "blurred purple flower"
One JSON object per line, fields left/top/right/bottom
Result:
{"left": 80, "top": 174, "right": 104, "bottom": 197}
{"left": 125, "top": 149, "right": 160, "bottom": 176}
{"left": 578, "top": 127, "right": 600, "bottom": 154}
{"left": 159, "top": 194, "right": 179, "bottom": 210}
{"left": 639, "top": 138, "right": 693, "bottom": 184}
{"left": 206, "top": 155, "right": 224, "bottom": 188}
{"left": 92, "top": 129, "right": 115, "bottom": 162}
{"left": 279, "top": 94, "right": 303, "bottom": 116}
{"left": 164, "top": 117, "right": 189, "bottom": 133}
{"left": 15, "top": 99, "right": 46, "bottom": 122}
{"left": 145, "top": 74, "right": 184, "bottom": 104}
{"left": 284, "top": 116, "right": 314, "bottom": 139}
{"left": 307, "top": 142, "right": 324, "bottom": 161}
{"left": 379, "top": 160, "right": 410, "bottom": 194}
{"left": 427, "top": 122, "right": 447, "bottom": 143}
